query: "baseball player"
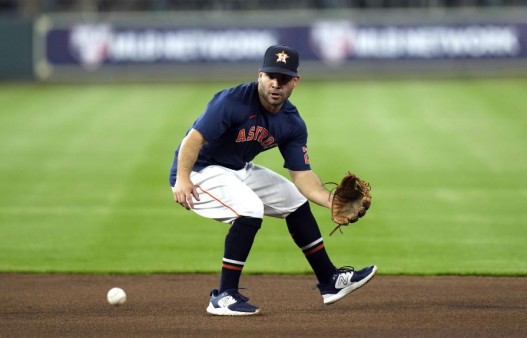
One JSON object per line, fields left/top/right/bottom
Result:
{"left": 170, "top": 45, "right": 377, "bottom": 316}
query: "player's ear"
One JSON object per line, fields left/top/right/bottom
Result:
{"left": 292, "top": 76, "right": 300, "bottom": 88}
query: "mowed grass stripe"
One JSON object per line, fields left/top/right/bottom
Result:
{"left": 0, "top": 79, "right": 526, "bottom": 275}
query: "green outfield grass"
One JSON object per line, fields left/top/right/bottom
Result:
{"left": 1, "top": 79, "right": 526, "bottom": 275}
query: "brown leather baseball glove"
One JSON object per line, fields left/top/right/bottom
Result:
{"left": 329, "top": 172, "right": 372, "bottom": 236}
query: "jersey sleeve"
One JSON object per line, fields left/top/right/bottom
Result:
{"left": 279, "top": 115, "right": 311, "bottom": 171}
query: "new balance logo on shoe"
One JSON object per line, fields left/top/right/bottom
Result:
{"left": 217, "top": 296, "right": 236, "bottom": 308}
{"left": 336, "top": 271, "right": 354, "bottom": 288}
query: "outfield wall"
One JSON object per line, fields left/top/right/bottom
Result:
{"left": 4, "top": 8, "right": 527, "bottom": 81}
{"left": 0, "top": 18, "right": 33, "bottom": 80}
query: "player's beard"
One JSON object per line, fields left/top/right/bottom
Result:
{"left": 258, "top": 82, "right": 291, "bottom": 112}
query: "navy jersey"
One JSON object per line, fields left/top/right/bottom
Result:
{"left": 169, "top": 82, "right": 311, "bottom": 186}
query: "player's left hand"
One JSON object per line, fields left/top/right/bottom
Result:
{"left": 329, "top": 171, "right": 371, "bottom": 235}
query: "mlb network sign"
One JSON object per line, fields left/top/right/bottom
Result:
{"left": 310, "top": 21, "right": 522, "bottom": 64}
{"left": 36, "top": 17, "right": 527, "bottom": 77}
{"left": 47, "top": 25, "right": 278, "bottom": 70}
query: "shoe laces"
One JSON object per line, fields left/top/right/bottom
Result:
{"left": 337, "top": 266, "right": 355, "bottom": 274}
{"left": 336, "top": 266, "right": 355, "bottom": 281}
{"left": 229, "top": 289, "right": 250, "bottom": 303}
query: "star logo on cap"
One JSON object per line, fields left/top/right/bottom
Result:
{"left": 275, "top": 51, "right": 289, "bottom": 64}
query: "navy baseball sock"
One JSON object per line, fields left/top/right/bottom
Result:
{"left": 286, "top": 202, "right": 336, "bottom": 284}
{"left": 219, "top": 216, "right": 262, "bottom": 293}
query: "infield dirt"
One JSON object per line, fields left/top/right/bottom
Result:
{"left": 1, "top": 274, "right": 525, "bottom": 337}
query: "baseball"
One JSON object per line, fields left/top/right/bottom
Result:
{"left": 107, "top": 287, "right": 127, "bottom": 305}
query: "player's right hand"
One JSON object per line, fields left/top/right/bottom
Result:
{"left": 173, "top": 178, "right": 200, "bottom": 210}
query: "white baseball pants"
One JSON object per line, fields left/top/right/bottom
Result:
{"left": 172, "top": 162, "right": 307, "bottom": 224}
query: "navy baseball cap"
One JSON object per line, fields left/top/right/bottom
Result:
{"left": 259, "top": 45, "right": 299, "bottom": 77}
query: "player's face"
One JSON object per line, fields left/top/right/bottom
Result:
{"left": 257, "top": 72, "right": 299, "bottom": 113}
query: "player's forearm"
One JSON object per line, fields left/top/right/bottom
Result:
{"left": 289, "top": 170, "right": 332, "bottom": 209}
{"left": 176, "top": 129, "right": 206, "bottom": 180}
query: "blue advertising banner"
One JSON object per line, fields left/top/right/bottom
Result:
{"left": 45, "top": 23, "right": 527, "bottom": 69}
{"left": 34, "top": 13, "right": 527, "bottom": 80}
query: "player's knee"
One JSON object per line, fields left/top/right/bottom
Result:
{"left": 237, "top": 197, "right": 264, "bottom": 219}
{"left": 239, "top": 209, "right": 264, "bottom": 219}
{"left": 286, "top": 201, "right": 312, "bottom": 222}
{"left": 233, "top": 216, "right": 263, "bottom": 231}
